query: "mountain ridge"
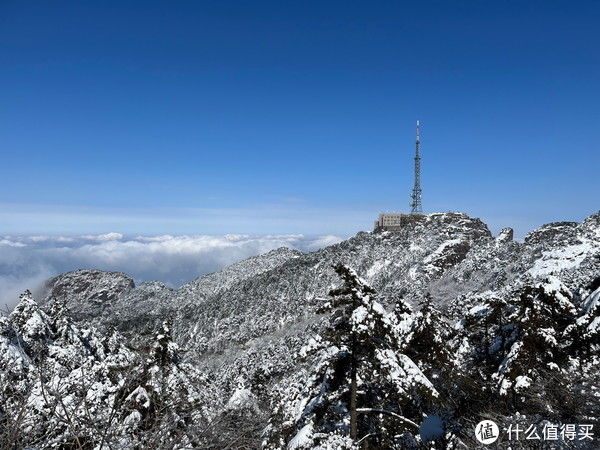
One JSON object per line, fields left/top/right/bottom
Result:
{"left": 3, "top": 210, "right": 599, "bottom": 448}
{"left": 39, "top": 211, "right": 599, "bottom": 361}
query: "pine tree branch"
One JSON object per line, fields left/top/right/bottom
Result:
{"left": 355, "top": 408, "right": 419, "bottom": 430}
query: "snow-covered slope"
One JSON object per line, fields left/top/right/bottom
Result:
{"left": 42, "top": 269, "right": 135, "bottom": 320}
{"left": 178, "top": 246, "right": 303, "bottom": 301}
{"left": 41, "top": 212, "right": 599, "bottom": 359}
{"left": 21, "top": 211, "right": 599, "bottom": 448}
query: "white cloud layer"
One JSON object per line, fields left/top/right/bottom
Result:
{"left": 0, "top": 233, "right": 342, "bottom": 310}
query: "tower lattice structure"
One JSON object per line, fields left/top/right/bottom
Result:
{"left": 410, "top": 120, "right": 422, "bottom": 214}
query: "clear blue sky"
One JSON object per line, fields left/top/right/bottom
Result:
{"left": 1, "top": 0, "right": 598, "bottom": 236}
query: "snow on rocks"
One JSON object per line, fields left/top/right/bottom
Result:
{"left": 5, "top": 210, "right": 599, "bottom": 448}
{"left": 527, "top": 242, "right": 594, "bottom": 278}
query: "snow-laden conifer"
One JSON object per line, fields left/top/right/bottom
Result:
{"left": 492, "top": 277, "right": 577, "bottom": 404}
{"left": 265, "top": 264, "right": 437, "bottom": 449}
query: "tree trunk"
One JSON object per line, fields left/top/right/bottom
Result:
{"left": 484, "top": 319, "right": 490, "bottom": 363}
{"left": 350, "top": 332, "right": 358, "bottom": 441}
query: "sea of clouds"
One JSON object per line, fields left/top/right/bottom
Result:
{"left": 0, "top": 232, "right": 343, "bottom": 309}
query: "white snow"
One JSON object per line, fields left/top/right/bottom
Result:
{"left": 375, "top": 349, "right": 439, "bottom": 398}
{"left": 582, "top": 287, "right": 600, "bottom": 314}
{"left": 123, "top": 410, "right": 142, "bottom": 427}
{"left": 587, "top": 317, "right": 600, "bottom": 335}
{"left": 539, "top": 276, "right": 576, "bottom": 313}
{"left": 409, "top": 243, "right": 423, "bottom": 252}
{"left": 423, "top": 239, "right": 463, "bottom": 265}
{"left": 408, "top": 266, "right": 418, "bottom": 280}
{"left": 527, "top": 242, "right": 594, "bottom": 277}
{"left": 226, "top": 387, "right": 257, "bottom": 411}
{"left": 366, "top": 260, "right": 391, "bottom": 279}
{"left": 514, "top": 375, "right": 532, "bottom": 391}
{"left": 126, "top": 386, "right": 151, "bottom": 409}
{"left": 288, "top": 422, "right": 314, "bottom": 449}
{"left": 351, "top": 306, "right": 369, "bottom": 324}
{"left": 468, "top": 304, "right": 490, "bottom": 317}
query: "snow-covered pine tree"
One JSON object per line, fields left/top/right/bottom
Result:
{"left": 265, "top": 264, "right": 438, "bottom": 449}
{"left": 400, "top": 293, "right": 481, "bottom": 445}
{"left": 152, "top": 319, "right": 180, "bottom": 366}
{"left": 482, "top": 295, "right": 509, "bottom": 363}
{"left": 460, "top": 293, "right": 510, "bottom": 374}
{"left": 560, "top": 277, "right": 600, "bottom": 433}
{"left": 0, "top": 291, "right": 221, "bottom": 448}
{"left": 492, "top": 277, "right": 577, "bottom": 411}
{"left": 8, "top": 290, "right": 53, "bottom": 360}
{"left": 403, "top": 293, "right": 454, "bottom": 379}
{"left": 388, "top": 297, "right": 413, "bottom": 351}
{"left": 117, "top": 319, "right": 217, "bottom": 448}
{"left": 565, "top": 277, "right": 600, "bottom": 356}
{"left": 0, "top": 290, "right": 140, "bottom": 448}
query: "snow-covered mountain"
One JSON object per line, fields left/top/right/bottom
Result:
{"left": 40, "top": 212, "right": 598, "bottom": 353}
{"left": 2, "top": 211, "right": 599, "bottom": 448}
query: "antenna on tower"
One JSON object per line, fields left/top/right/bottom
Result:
{"left": 410, "top": 120, "right": 422, "bottom": 213}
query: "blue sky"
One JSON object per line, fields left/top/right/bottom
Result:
{"left": 1, "top": 0, "right": 599, "bottom": 237}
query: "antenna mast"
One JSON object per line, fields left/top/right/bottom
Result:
{"left": 410, "top": 120, "right": 422, "bottom": 213}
